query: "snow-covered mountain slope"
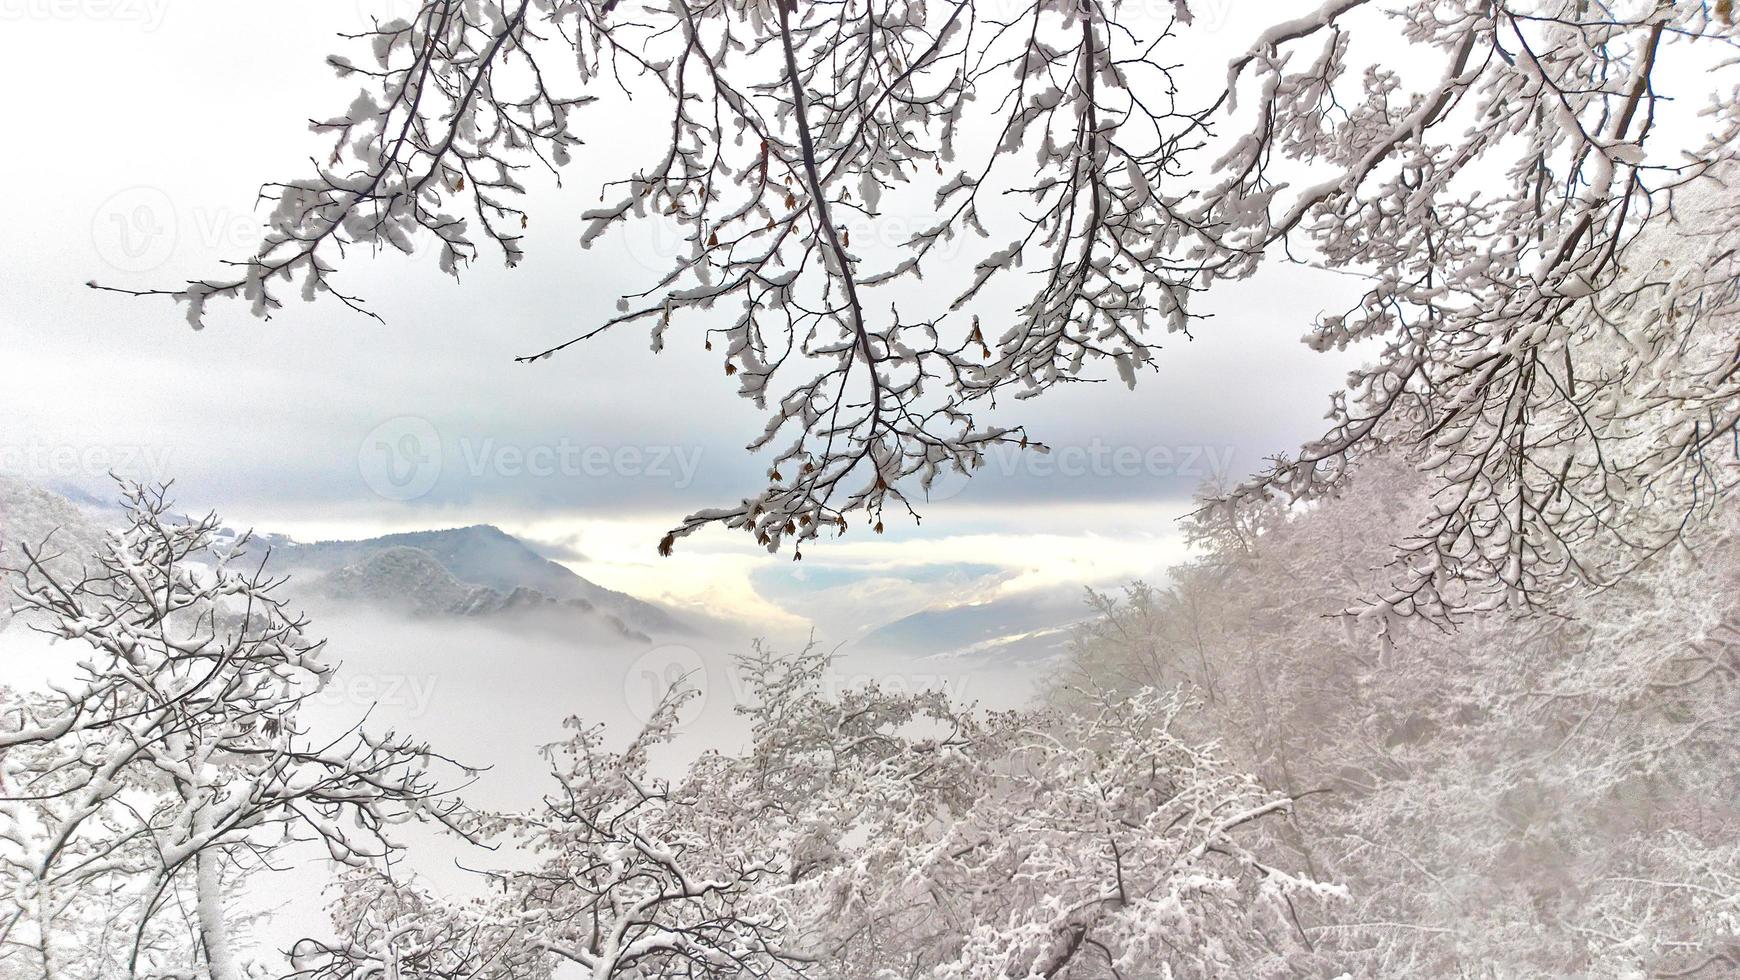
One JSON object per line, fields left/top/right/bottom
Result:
{"left": 266, "top": 525, "right": 691, "bottom": 638}
{"left": 303, "top": 545, "right": 651, "bottom": 643}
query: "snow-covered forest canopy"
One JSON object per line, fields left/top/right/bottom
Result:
{"left": 2, "top": 0, "right": 1737, "bottom": 977}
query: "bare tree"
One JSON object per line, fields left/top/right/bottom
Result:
{"left": 0, "top": 484, "right": 470, "bottom": 980}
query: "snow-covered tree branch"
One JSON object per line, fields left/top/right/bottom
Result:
{"left": 90, "top": 1, "right": 1740, "bottom": 615}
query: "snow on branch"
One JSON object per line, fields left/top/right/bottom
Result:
{"left": 92, "top": 1, "right": 1740, "bottom": 613}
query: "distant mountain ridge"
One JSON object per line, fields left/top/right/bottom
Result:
{"left": 0, "top": 479, "right": 692, "bottom": 642}
{"left": 858, "top": 590, "right": 1085, "bottom": 665}
{"left": 269, "top": 524, "right": 690, "bottom": 638}
{"left": 305, "top": 545, "right": 651, "bottom": 642}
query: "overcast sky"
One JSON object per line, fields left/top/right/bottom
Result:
{"left": 0, "top": 0, "right": 1369, "bottom": 638}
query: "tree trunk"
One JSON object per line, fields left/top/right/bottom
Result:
{"left": 196, "top": 849, "right": 239, "bottom": 980}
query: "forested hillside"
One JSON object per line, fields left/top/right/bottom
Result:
{"left": 1057, "top": 455, "right": 1740, "bottom": 976}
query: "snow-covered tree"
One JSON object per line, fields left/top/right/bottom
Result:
{"left": 95, "top": 2, "right": 1740, "bottom": 611}
{"left": 300, "top": 640, "right": 1337, "bottom": 979}
{"left": 490, "top": 681, "right": 800, "bottom": 979}
{"left": 1055, "top": 450, "right": 1740, "bottom": 976}
{"left": 0, "top": 484, "right": 470, "bottom": 980}
{"left": 286, "top": 869, "right": 540, "bottom": 980}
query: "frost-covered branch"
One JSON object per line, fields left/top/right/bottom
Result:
{"left": 95, "top": 1, "right": 1740, "bottom": 611}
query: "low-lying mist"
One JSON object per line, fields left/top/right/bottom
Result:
{"left": 0, "top": 596, "right": 1048, "bottom": 960}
